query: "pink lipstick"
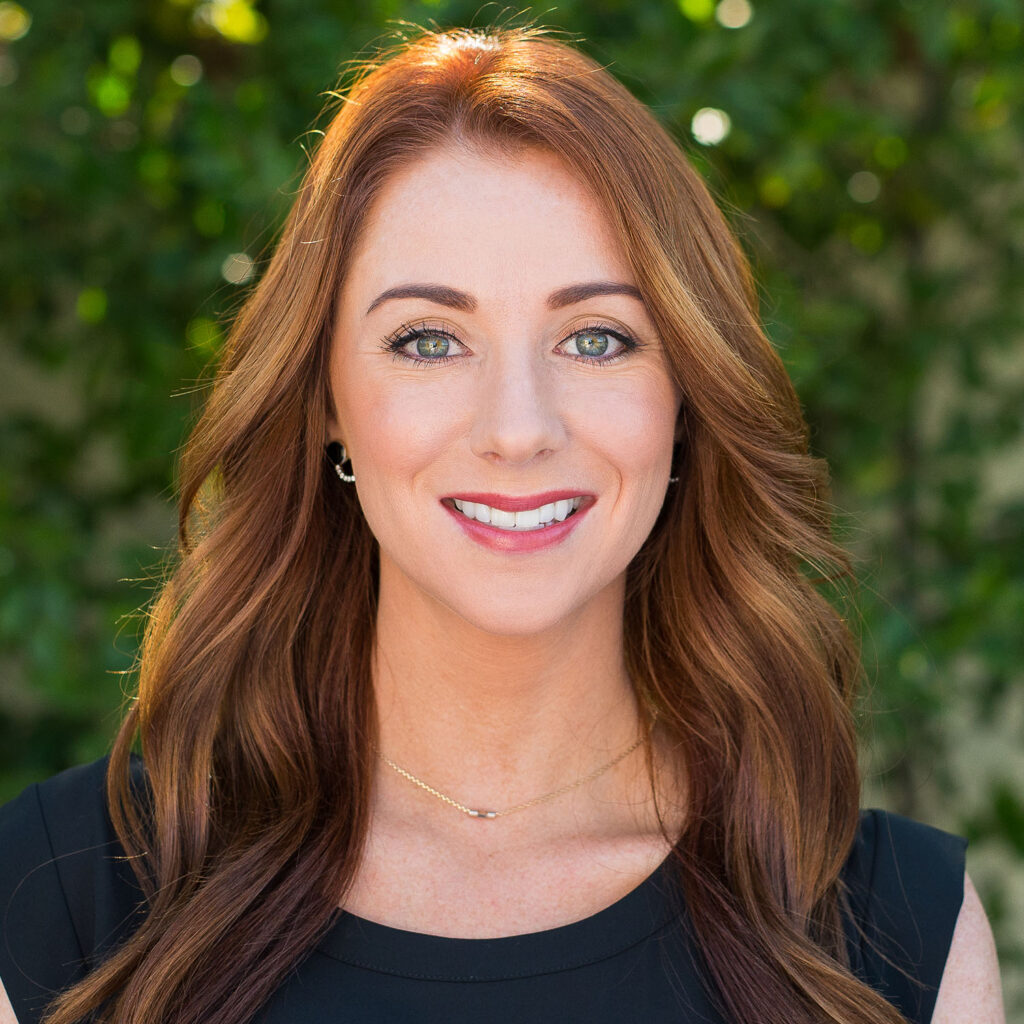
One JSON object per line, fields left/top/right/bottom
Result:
{"left": 440, "top": 492, "right": 594, "bottom": 553}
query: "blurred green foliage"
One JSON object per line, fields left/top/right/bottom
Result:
{"left": 1, "top": 0, "right": 1022, "bottom": 1011}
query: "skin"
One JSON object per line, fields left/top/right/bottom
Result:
{"left": 931, "top": 875, "right": 1005, "bottom": 1022}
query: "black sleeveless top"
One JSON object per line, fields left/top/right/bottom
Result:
{"left": 0, "top": 759, "right": 966, "bottom": 1024}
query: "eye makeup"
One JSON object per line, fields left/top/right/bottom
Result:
{"left": 559, "top": 322, "right": 638, "bottom": 365}
{"left": 379, "top": 321, "right": 464, "bottom": 367}
{"left": 378, "top": 318, "right": 644, "bottom": 368}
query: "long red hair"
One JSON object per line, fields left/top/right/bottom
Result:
{"left": 46, "top": 24, "right": 906, "bottom": 1024}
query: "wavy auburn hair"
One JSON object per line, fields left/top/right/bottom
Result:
{"left": 45, "top": 23, "right": 906, "bottom": 1024}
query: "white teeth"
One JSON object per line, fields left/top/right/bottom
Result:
{"left": 514, "top": 508, "right": 540, "bottom": 530}
{"left": 451, "top": 497, "right": 584, "bottom": 531}
{"left": 490, "top": 508, "right": 516, "bottom": 529}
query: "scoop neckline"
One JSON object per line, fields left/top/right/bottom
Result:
{"left": 315, "top": 852, "right": 682, "bottom": 981}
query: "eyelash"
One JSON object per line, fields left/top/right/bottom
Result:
{"left": 379, "top": 321, "right": 641, "bottom": 369}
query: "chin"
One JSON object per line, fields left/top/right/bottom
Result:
{"left": 377, "top": 549, "right": 623, "bottom": 639}
{"left": 435, "top": 591, "right": 582, "bottom": 639}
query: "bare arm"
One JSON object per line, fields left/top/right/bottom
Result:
{"left": 931, "top": 872, "right": 1005, "bottom": 1024}
{"left": 0, "top": 977, "right": 18, "bottom": 1024}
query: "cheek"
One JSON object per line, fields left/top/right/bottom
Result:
{"left": 573, "top": 374, "right": 678, "bottom": 468}
{"left": 336, "top": 360, "right": 458, "bottom": 467}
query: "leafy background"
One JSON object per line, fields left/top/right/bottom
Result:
{"left": 1, "top": 0, "right": 1021, "bottom": 1014}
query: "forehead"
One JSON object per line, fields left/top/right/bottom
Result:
{"left": 341, "top": 143, "right": 633, "bottom": 306}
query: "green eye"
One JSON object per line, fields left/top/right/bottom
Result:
{"left": 573, "top": 331, "right": 610, "bottom": 357}
{"left": 415, "top": 334, "right": 450, "bottom": 358}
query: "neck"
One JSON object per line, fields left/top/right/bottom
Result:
{"left": 371, "top": 557, "right": 651, "bottom": 832}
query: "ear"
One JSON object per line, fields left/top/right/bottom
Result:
{"left": 324, "top": 392, "right": 345, "bottom": 447}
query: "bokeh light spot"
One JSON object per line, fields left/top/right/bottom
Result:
{"left": 873, "top": 135, "right": 908, "bottom": 169}
{"left": 138, "top": 149, "right": 173, "bottom": 184}
{"left": 848, "top": 171, "right": 881, "bottom": 203}
{"left": 850, "top": 219, "right": 884, "bottom": 253}
{"left": 0, "top": 1, "right": 31, "bottom": 41}
{"left": 716, "top": 0, "right": 753, "bottom": 29}
{"left": 195, "top": 0, "right": 268, "bottom": 45}
{"left": 758, "top": 175, "right": 791, "bottom": 208}
{"left": 109, "top": 36, "right": 142, "bottom": 76}
{"left": 691, "top": 107, "right": 731, "bottom": 145}
{"left": 221, "top": 252, "right": 254, "bottom": 284}
{"left": 194, "top": 199, "right": 226, "bottom": 237}
{"left": 899, "top": 649, "right": 929, "bottom": 681}
{"left": 170, "top": 54, "right": 203, "bottom": 87}
{"left": 76, "top": 288, "right": 108, "bottom": 324}
{"left": 90, "top": 71, "right": 132, "bottom": 117}
{"left": 678, "top": 0, "right": 715, "bottom": 23}
{"left": 186, "top": 317, "right": 224, "bottom": 353}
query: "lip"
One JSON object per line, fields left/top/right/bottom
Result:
{"left": 443, "top": 490, "right": 592, "bottom": 513}
{"left": 440, "top": 494, "right": 594, "bottom": 553}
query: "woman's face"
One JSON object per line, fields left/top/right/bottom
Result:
{"left": 328, "top": 143, "right": 682, "bottom": 636}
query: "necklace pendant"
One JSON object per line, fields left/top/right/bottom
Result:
{"left": 468, "top": 809, "right": 497, "bottom": 819}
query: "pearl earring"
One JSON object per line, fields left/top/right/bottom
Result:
{"left": 326, "top": 441, "right": 355, "bottom": 483}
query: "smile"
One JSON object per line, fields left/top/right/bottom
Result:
{"left": 450, "top": 497, "right": 583, "bottom": 531}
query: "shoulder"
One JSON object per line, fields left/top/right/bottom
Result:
{"left": 0, "top": 757, "right": 146, "bottom": 1024}
{"left": 931, "top": 872, "right": 1005, "bottom": 1023}
{"left": 840, "top": 808, "right": 968, "bottom": 1024}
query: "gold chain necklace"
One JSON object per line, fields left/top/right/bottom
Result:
{"left": 376, "top": 710, "right": 658, "bottom": 820}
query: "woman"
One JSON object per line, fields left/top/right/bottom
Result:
{"left": 0, "top": 24, "right": 1004, "bottom": 1024}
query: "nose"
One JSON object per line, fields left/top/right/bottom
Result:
{"left": 468, "top": 348, "right": 568, "bottom": 467}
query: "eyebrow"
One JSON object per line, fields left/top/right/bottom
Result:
{"left": 363, "top": 281, "right": 645, "bottom": 317}
{"left": 547, "top": 281, "right": 645, "bottom": 309}
{"left": 364, "top": 284, "right": 475, "bottom": 317}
